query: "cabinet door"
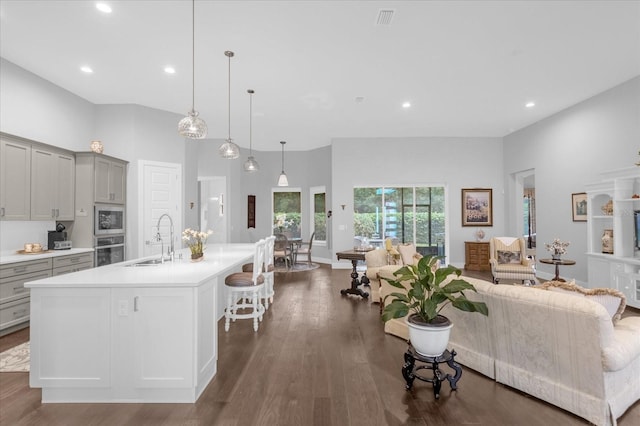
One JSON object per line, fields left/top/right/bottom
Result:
{"left": 110, "top": 161, "right": 126, "bottom": 204}
{"left": 0, "top": 139, "right": 31, "bottom": 220}
{"left": 56, "top": 153, "right": 75, "bottom": 220}
{"left": 132, "top": 288, "right": 194, "bottom": 388}
{"left": 94, "top": 157, "right": 112, "bottom": 203}
{"left": 30, "top": 148, "right": 57, "bottom": 220}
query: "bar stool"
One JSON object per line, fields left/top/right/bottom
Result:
{"left": 241, "top": 236, "right": 275, "bottom": 309}
{"left": 224, "top": 239, "right": 266, "bottom": 332}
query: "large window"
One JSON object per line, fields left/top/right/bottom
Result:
{"left": 310, "top": 186, "right": 326, "bottom": 244}
{"left": 273, "top": 189, "right": 301, "bottom": 238}
{"left": 353, "top": 186, "right": 445, "bottom": 257}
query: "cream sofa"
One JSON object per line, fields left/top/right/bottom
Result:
{"left": 365, "top": 244, "right": 421, "bottom": 304}
{"left": 378, "top": 269, "right": 640, "bottom": 426}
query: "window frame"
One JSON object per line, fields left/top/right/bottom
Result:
{"left": 272, "top": 187, "right": 302, "bottom": 238}
{"left": 310, "top": 186, "right": 327, "bottom": 246}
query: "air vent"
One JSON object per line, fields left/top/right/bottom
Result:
{"left": 376, "top": 9, "right": 395, "bottom": 25}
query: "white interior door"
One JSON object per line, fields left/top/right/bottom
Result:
{"left": 139, "top": 161, "right": 182, "bottom": 258}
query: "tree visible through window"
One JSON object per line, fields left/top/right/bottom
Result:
{"left": 353, "top": 186, "right": 445, "bottom": 257}
{"left": 312, "top": 189, "right": 326, "bottom": 242}
{"left": 273, "top": 190, "right": 301, "bottom": 238}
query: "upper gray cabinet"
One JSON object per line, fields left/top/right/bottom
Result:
{"left": 0, "top": 137, "right": 31, "bottom": 220}
{"left": 30, "top": 147, "right": 75, "bottom": 220}
{"left": 76, "top": 153, "right": 127, "bottom": 205}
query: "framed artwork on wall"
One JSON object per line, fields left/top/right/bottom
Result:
{"left": 572, "top": 192, "right": 587, "bottom": 222}
{"left": 248, "top": 195, "right": 256, "bottom": 228}
{"left": 462, "top": 188, "right": 493, "bottom": 226}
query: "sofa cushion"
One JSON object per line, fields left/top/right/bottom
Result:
{"left": 397, "top": 243, "right": 418, "bottom": 265}
{"left": 539, "top": 280, "right": 626, "bottom": 322}
{"left": 497, "top": 250, "right": 521, "bottom": 264}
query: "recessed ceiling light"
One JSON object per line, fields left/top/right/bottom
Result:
{"left": 355, "top": 96, "right": 365, "bottom": 103}
{"left": 164, "top": 66, "right": 176, "bottom": 74}
{"left": 525, "top": 102, "right": 535, "bottom": 108}
{"left": 402, "top": 102, "right": 411, "bottom": 108}
{"left": 96, "top": 3, "right": 112, "bottom": 14}
{"left": 80, "top": 66, "right": 93, "bottom": 73}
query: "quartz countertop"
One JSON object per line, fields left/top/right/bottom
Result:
{"left": 24, "top": 244, "right": 254, "bottom": 288}
{"left": 0, "top": 248, "right": 94, "bottom": 265}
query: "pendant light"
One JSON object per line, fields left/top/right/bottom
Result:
{"left": 178, "top": 0, "right": 207, "bottom": 139}
{"left": 243, "top": 89, "right": 260, "bottom": 172}
{"left": 218, "top": 51, "right": 240, "bottom": 159}
{"left": 277, "top": 141, "right": 289, "bottom": 187}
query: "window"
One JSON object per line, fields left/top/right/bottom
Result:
{"left": 273, "top": 189, "right": 301, "bottom": 238}
{"left": 353, "top": 186, "right": 446, "bottom": 257}
{"left": 310, "top": 186, "right": 326, "bottom": 244}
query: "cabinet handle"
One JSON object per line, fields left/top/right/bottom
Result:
{"left": 52, "top": 208, "right": 56, "bottom": 218}
{"left": 134, "top": 296, "right": 139, "bottom": 312}
{"left": 69, "top": 257, "right": 80, "bottom": 263}
{"left": 13, "top": 266, "right": 27, "bottom": 273}
{"left": 56, "top": 208, "right": 60, "bottom": 217}
{"left": 1, "top": 207, "right": 4, "bottom": 217}
{"left": 13, "top": 309, "right": 27, "bottom": 317}
{"left": 12, "top": 286, "right": 27, "bottom": 293}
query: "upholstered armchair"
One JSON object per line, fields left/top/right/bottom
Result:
{"left": 489, "top": 237, "right": 536, "bottom": 285}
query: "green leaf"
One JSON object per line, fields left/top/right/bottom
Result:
{"left": 451, "top": 298, "right": 489, "bottom": 315}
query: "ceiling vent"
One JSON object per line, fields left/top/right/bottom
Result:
{"left": 376, "top": 9, "right": 395, "bottom": 25}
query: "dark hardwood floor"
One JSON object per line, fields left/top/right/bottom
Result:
{"left": 1, "top": 266, "right": 638, "bottom": 425}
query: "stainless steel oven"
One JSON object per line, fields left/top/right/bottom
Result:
{"left": 94, "top": 235, "right": 125, "bottom": 266}
{"left": 95, "top": 205, "right": 125, "bottom": 235}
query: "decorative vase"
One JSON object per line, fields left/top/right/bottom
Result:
{"left": 406, "top": 314, "right": 453, "bottom": 357}
{"left": 191, "top": 253, "right": 204, "bottom": 262}
{"left": 602, "top": 229, "right": 613, "bottom": 254}
{"left": 90, "top": 140, "right": 104, "bottom": 154}
{"left": 552, "top": 253, "right": 562, "bottom": 261}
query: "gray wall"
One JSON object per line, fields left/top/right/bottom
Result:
{"left": 330, "top": 137, "right": 504, "bottom": 268}
{"left": 503, "top": 76, "right": 640, "bottom": 283}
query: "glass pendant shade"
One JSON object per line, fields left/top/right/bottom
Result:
{"left": 178, "top": 110, "right": 208, "bottom": 139}
{"left": 277, "top": 171, "right": 289, "bottom": 187}
{"left": 178, "top": 0, "right": 207, "bottom": 139}
{"left": 244, "top": 156, "right": 259, "bottom": 172}
{"left": 219, "top": 139, "right": 240, "bottom": 159}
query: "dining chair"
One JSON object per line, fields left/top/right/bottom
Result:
{"left": 224, "top": 239, "right": 266, "bottom": 332}
{"left": 294, "top": 232, "right": 315, "bottom": 267}
{"left": 274, "top": 233, "right": 293, "bottom": 269}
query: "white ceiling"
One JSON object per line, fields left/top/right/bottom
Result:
{"left": 1, "top": 1, "right": 639, "bottom": 152}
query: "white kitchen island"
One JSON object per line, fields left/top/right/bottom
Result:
{"left": 24, "top": 244, "right": 254, "bottom": 403}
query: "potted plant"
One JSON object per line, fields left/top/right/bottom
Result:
{"left": 382, "top": 255, "right": 488, "bottom": 357}
{"left": 182, "top": 228, "right": 212, "bottom": 262}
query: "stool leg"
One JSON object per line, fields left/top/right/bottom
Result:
{"left": 252, "top": 293, "right": 259, "bottom": 332}
{"left": 225, "top": 292, "right": 232, "bottom": 332}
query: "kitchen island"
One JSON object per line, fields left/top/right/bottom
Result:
{"left": 24, "top": 244, "right": 254, "bottom": 403}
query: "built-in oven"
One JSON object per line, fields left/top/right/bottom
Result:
{"left": 95, "top": 205, "right": 125, "bottom": 235}
{"left": 94, "top": 234, "right": 125, "bottom": 267}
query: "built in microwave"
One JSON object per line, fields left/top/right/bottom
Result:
{"left": 95, "top": 205, "right": 125, "bottom": 235}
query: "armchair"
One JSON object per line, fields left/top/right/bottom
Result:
{"left": 294, "top": 232, "right": 315, "bottom": 267}
{"left": 489, "top": 237, "right": 536, "bottom": 285}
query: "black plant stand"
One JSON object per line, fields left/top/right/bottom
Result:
{"left": 402, "top": 344, "right": 462, "bottom": 399}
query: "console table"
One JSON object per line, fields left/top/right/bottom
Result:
{"left": 539, "top": 258, "right": 576, "bottom": 281}
{"left": 464, "top": 241, "right": 490, "bottom": 271}
{"left": 402, "top": 345, "right": 462, "bottom": 398}
{"left": 336, "top": 249, "right": 372, "bottom": 299}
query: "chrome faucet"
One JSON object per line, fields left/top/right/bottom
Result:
{"left": 155, "top": 213, "right": 174, "bottom": 263}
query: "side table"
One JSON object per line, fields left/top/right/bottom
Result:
{"left": 402, "top": 345, "right": 462, "bottom": 399}
{"left": 539, "top": 258, "right": 576, "bottom": 282}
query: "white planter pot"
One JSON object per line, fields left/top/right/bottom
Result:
{"left": 406, "top": 314, "right": 453, "bottom": 357}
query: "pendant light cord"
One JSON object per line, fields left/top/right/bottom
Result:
{"left": 191, "top": 0, "right": 195, "bottom": 112}
{"left": 249, "top": 91, "right": 253, "bottom": 155}
{"left": 281, "top": 141, "right": 285, "bottom": 173}
{"left": 227, "top": 53, "right": 231, "bottom": 140}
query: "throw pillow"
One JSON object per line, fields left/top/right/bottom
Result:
{"left": 540, "top": 280, "right": 626, "bottom": 322}
{"left": 397, "top": 243, "right": 417, "bottom": 266}
{"left": 497, "top": 250, "right": 521, "bottom": 264}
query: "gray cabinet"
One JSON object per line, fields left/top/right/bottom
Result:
{"left": 0, "top": 137, "right": 31, "bottom": 220}
{"left": 30, "top": 147, "right": 75, "bottom": 220}
{"left": 0, "top": 252, "right": 94, "bottom": 335}
{"left": 94, "top": 156, "right": 126, "bottom": 204}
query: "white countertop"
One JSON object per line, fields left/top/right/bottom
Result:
{"left": 24, "top": 244, "right": 255, "bottom": 288}
{"left": 0, "top": 248, "right": 94, "bottom": 265}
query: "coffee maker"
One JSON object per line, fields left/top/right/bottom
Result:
{"left": 48, "top": 223, "right": 70, "bottom": 250}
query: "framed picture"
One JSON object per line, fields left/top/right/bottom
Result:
{"left": 247, "top": 195, "right": 256, "bottom": 228}
{"left": 462, "top": 188, "right": 493, "bottom": 226}
{"left": 571, "top": 192, "right": 587, "bottom": 222}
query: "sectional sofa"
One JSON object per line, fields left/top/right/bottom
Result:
{"left": 377, "top": 269, "right": 640, "bottom": 426}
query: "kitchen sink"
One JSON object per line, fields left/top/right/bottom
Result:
{"left": 126, "top": 258, "right": 165, "bottom": 267}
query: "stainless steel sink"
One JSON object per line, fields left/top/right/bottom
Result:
{"left": 126, "top": 258, "right": 165, "bottom": 267}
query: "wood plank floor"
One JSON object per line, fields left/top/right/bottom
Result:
{"left": 1, "top": 266, "right": 638, "bottom": 425}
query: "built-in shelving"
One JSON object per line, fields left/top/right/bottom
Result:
{"left": 585, "top": 167, "right": 640, "bottom": 308}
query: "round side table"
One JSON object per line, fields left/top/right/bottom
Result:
{"left": 539, "top": 258, "right": 576, "bottom": 281}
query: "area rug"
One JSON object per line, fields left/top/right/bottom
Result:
{"left": 275, "top": 262, "right": 320, "bottom": 273}
{"left": 0, "top": 341, "right": 30, "bottom": 372}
